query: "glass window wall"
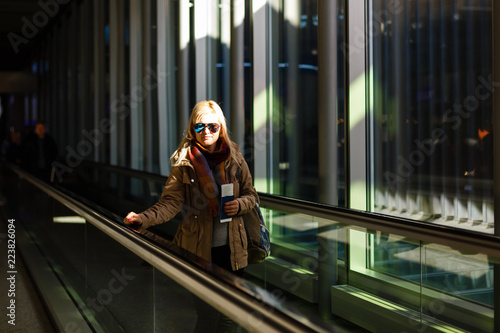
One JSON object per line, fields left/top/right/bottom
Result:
{"left": 10, "top": 1, "right": 499, "bottom": 331}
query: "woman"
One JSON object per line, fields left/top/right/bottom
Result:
{"left": 124, "top": 100, "right": 258, "bottom": 274}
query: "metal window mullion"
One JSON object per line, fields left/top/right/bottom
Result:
{"left": 393, "top": 1, "right": 407, "bottom": 213}
{"left": 51, "top": 28, "right": 57, "bottom": 138}
{"left": 493, "top": 0, "right": 500, "bottom": 236}
{"left": 68, "top": 6, "right": 77, "bottom": 150}
{"left": 229, "top": 0, "right": 244, "bottom": 147}
{"left": 80, "top": 1, "right": 90, "bottom": 136}
{"left": 209, "top": 0, "right": 219, "bottom": 99}
{"left": 59, "top": 17, "right": 68, "bottom": 148}
{"left": 438, "top": 1, "right": 453, "bottom": 221}
{"left": 178, "top": 0, "right": 191, "bottom": 131}
{"left": 45, "top": 40, "right": 50, "bottom": 121}
{"left": 157, "top": 0, "right": 177, "bottom": 175}
{"left": 490, "top": 0, "right": 499, "bottom": 317}
{"left": 43, "top": 38, "right": 50, "bottom": 123}
{"left": 55, "top": 19, "right": 63, "bottom": 145}
{"left": 52, "top": 29, "right": 58, "bottom": 142}
{"left": 345, "top": 0, "right": 368, "bottom": 323}
{"left": 24, "top": 96, "right": 30, "bottom": 126}
{"left": 268, "top": 0, "right": 279, "bottom": 194}
{"left": 93, "top": 0, "right": 106, "bottom": 162}
{"left": 426, "top": 1, "right": 441, "bottom": 219}
{"left": 347, "top": 0, "right": 367, "bottom": 210}
{"left": 40, "top": 47, "right": 45, "bottom": 121}
{"left": 220, "top": 0, "right": 230, "bottom": 126}
{"left": 50, "top": 31, "right": 57, "bottom": 141}
{"left": 37, "top": 42, "right": 43, "bottom": 120}
{"left": 367, "top": 0, "right": 376, "bottom": 211}
{"left": 143, "top": 0, "right": 154, "bottom": 173}
{"left": 317, "top": 0, "right": 339, "bottom": 319}
{"left": 252, "top": 0, "right": 269, "bottom": 192}
{"left": 130, "top": 0, "right": 144, "bottom": 170}
{"left": 195, "top": 0, "right": 208, "bottom": 101}
{"left": 284, "top": 0, "right": 300, "bottom": 198}
{"left": 109, "top": 0, "right": 125, "bottom": 165}
{"left": 36, "top": 42, "right": 42, "bottom": 119}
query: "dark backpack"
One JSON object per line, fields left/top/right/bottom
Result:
{"left": 236, "top": 166, "right": 271, "bottom": 264}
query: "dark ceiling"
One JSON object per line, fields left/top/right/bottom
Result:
{"left": 0, "top": 0, "right": 69, "bottom": 71}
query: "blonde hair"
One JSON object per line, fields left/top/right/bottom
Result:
{"left": 170, "top": 100, "right": 238, "bottom": 166}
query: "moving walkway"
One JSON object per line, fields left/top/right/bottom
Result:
{"left": 2, "top": 161, "right": 498, "bottom": 332}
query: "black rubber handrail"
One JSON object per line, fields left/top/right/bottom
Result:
{"left": 81, "top": 160, "right": 169, "bottom": 183}
{"left": 258, "top": 192, "right": 500, "bottom": 259}
{"left": 77, "top": 160, "right": 500, "bottom": 259}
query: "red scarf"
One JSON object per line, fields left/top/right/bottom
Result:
{"left": 188, "top": 141, "right": 230, "bottom": 217}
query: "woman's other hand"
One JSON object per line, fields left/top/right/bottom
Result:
{"left": 223, "top": 200, "right": 240, "bottom": 216}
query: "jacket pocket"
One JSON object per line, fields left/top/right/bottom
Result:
{"left": 238, "top": 219, "right": 248, "bottom": 251}
{"left": 177, "top": 218, "right": 199, "bottom": 254}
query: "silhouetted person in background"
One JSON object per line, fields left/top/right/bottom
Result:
{"left": 1, "top": 131, "right": 22, "bottom": 164}
{"left": 21, "top": 122, "right": 58, "bottom": 181}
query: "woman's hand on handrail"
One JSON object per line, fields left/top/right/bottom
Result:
{"left": 124, "top": 212, "right": 143, "bottom": 232}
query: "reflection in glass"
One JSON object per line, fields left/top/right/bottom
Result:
{"left": 370, "top": 0, "right": 494, "bottom": 232}
{"left": 366, "top": 232, "right": 494, "bottom": 331}
{"left": 247, "top": 207, "right": 347, "bottom": 324}
{"left": 370, "top": 234, "right": 493, "bottom": 307}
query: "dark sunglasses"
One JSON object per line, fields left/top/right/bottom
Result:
{"left": 193, "top": 123, "right": 220, "bottom": 133}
